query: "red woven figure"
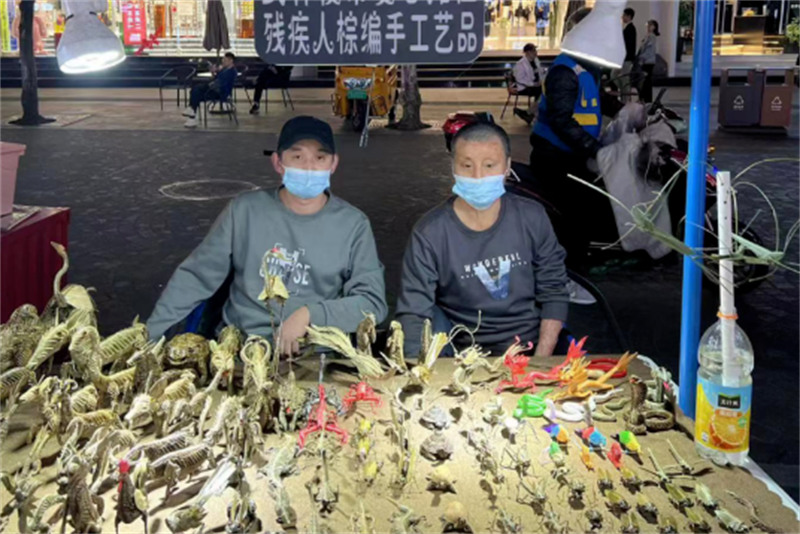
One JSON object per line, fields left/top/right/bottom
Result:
{"left": 298, "top": 384, "right": 349, "bottom": 449}
{"left": 342, "top": 381, "right": 382, "bottom": 412}
{"left": 495, "top": 336, "right": 535, "bottom": 393}
{"left": 495, "top": 336, "right": 589, "bottom": 394}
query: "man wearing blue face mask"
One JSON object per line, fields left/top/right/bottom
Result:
{"left": 147, "top": 116, "right": 387, "bottom": 357}
{"left": 396, "top": 122, "right": 569, "bottom": 357}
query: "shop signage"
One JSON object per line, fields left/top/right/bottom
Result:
{"left": 255, "top": 0, "right": 485, "bottom": 65}
{"left": 122, "top": 0, "right": 146, "bottom": 46}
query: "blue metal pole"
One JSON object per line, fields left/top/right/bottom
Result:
{"left": 679, "top": 0, "right": 715, "bottom": 419}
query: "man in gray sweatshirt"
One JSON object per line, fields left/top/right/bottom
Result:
{"left": 396, "top": 122, "right": 569, "bottom": 357}
{"left": 147, "top": 116, "right": 387, "bottom": 356}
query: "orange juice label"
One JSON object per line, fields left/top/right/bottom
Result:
{"left": 695, "top": 377, "right": 751, "bottom": 453}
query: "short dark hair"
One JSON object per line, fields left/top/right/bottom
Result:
{"left": 624, "top": 8, "right": 635, "bottom": 18}
{"left": 451, "top": 122, "right": 511, "bottom": 159}
{"left": 224, "top": 52, "right": 236, "bottom": 61}
{"left": 523, "top": 43, "right": 536, "bottom": 53}
{"left": 648, "top": 19, "right": 660, "bottom": 36}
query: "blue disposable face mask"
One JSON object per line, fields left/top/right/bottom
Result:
{"left": 282, "top": 167, "right": 331, "bottom": 199}
{"left": 452, "top": 174, "right": 507, "bottom": 210}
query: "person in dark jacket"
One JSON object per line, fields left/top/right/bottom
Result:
{"left": 184, "top": 52, "right": 238, "bottom": 128}
{"left": 529, "top": 1, "right": 625, "bottom": 267}
{"left": 619, "top": 7, "right": 637, "bottom": 100}
{"left": 249, "top": 64, "right": 293, "bottom": 114}
{"left": 623, "top": 8, "right": 637, "bottom": 64}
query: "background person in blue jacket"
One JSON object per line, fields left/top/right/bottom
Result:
{"left": 529, "top": 2, "right": 625, "bottom": 268}
{"left": 183, "top": 52, "right": 238, "bottom": 128}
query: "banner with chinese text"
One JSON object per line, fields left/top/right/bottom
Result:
{"left": 255, "top": 0, "right": 485, "bottom": 65}
{"left": 122, "top": 0, "right": 146, "bottom": 46}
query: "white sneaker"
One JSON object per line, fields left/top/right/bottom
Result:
{"left": 183, "top": 117, "right": 198, "bottom": 128}
{"left": 182, "top": 109, "right": 196, "bottom": 118}
{"left": 567, "top": 278, "right": 597, "bottom": 305}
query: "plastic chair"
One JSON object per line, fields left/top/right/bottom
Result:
{"left": 500, "top": 70, "right": 531, "bottom": 119}
{"left": 158, "top": 65, "right": 196, "bottom": 110}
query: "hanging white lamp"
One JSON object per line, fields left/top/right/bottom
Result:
{"left": 57, "top": 0, "right": 125, "bottom": 74}
{"left": 560, "top": 0, "right": 627, "bottom": 69}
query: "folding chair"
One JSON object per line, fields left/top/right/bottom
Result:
{"left": 158, "top": 65, "right": 196, "bottom": 110}
{"left": 203, "top": 85, "right": 239, "bottom": 127}
{"left": 500, "top": 70, "right": 532, "bottom": 119}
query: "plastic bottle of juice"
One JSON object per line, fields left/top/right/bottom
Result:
{"left": 694, "top": 315, "right": 754, "bottom": 466}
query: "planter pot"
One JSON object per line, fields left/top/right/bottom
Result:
{"left": 1, "top": 142, "right": 27, "bottom": 216}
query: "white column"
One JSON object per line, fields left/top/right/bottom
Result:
{"left": 660, "top": 0, "right": 679, "bottom": 78}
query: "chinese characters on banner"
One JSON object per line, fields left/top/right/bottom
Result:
{"left": 122, "top": 0, "right": 146, "bottom": 46}
{"left": 255, "top": 0, "right": 485, "bottom": 65}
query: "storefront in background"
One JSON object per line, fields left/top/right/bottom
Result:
{"left": 1, "top": 0, "right": 572, "bottom": 57}
{"left": 704, "top": 0, "right": 800, "bottom": 55}
{"left": 482, "top": 0, "right": 580, "bottom": 53}
{"left": 2, "top": 0, "right": 797, "bottom": 59}
{"left": 0, "top": 0, "right": 256, "bottom": 56}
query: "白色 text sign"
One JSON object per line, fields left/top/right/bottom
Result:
{"left": 255, "top": 0, "right": 485, "bottom": 65}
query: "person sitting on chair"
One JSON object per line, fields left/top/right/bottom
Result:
{"left": 147, "top": 116, "right": 388, "bottom": 357}
{"left": 512, "top": 43, "right": 545, "bottom": 124}
{"left": 395, "top": 122, "right": 569, "bottom": 357}
{"left": 249, "top": 64, "right": 292, "bottom": 114}
{"left": 183, "top": 52, "right": 238, "bottom": 128}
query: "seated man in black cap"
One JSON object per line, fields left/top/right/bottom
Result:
{"left": 147, "top": 116, "right": 388, "bottom": 357}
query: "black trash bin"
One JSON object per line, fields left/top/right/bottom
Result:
{"left": 718, "top": 69, "right": 764, "bottom": 127}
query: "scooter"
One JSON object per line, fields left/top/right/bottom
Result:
{"left": 441, "top": 90, "right": 767, "bottom": 292}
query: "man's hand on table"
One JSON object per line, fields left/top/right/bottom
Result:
{"left": 277, "top": 306, "right": 310, "bottom": 357}
{"left": 534, "top": 319, "right": 562, "bottom": 356}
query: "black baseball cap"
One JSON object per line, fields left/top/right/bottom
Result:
{"left": 277, "top": 116, "right": 336, "bottom": 154}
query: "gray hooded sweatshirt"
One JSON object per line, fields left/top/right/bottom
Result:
{"left": 396, "top": 194, "right": 569, "bottom": 355}
{"left": 146, "top": 188, "right": 387, "bottom": 340}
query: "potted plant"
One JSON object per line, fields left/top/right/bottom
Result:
{"left": 1, "top": 143, "right": 27, "bottom": 216}
{"left": 784, "top": 17, "right": 799, "bottom": 57}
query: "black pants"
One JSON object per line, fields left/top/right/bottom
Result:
{"left": 517, "top": 85, "right": 542, "bottom": 99}
{"left": 253, "top": 68, "right": 279, "bottom": 104}
{"left": 640, "top": 64, "right": 655, "bottom": 103}
{"left": 529, "top": 134, "right": 605, "bottom": 271}
{"left": 190, "top": 83, "right": 220, "bottom": 112}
